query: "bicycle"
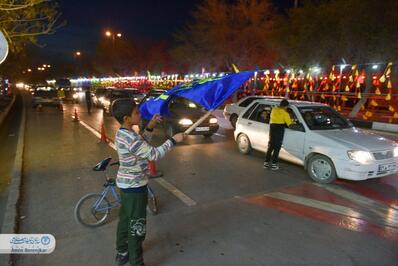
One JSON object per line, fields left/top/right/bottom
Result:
{"left": 74, "top": 157, "right": 158, "bottom": 227}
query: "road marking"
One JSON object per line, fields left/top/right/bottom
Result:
{"left": 79, "top": 119, "right": 197, "bottom": 207}
{"left": 264, "top": 191, "right": 398, "bottom": 228}
{"left": 315, "top": 183, "right": 398, "bottom": 213}
{"left": 244, "top": 194, "right": 398, "bottom": 241}
{"left": 155, "top": 178, "right": 196, "bottom": 206}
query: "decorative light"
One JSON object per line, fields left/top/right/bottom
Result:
{"left": 372, "top": 65, "right": 378, "bottom": 69}
{"left": 117, "top": 33, "right": 122, "bottom": 38}
{"left": 75, "top": 51, "right": 81, "bottom": 56}
{"left": 27, "top": 69, "right": 32, "bottom": 72}
{"left": 105, "top": 31, "right": 112, "bottom": 37}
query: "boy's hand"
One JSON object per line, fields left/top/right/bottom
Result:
{"left": 147, "top": 114, "right": 162, "bottom": 130}
{"left": 172, "top": 133, "right": 184, "bottom": 143}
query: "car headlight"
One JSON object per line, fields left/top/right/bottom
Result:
{"left": 347, "top": 150, "right": 373, "bottom": 164}
{"left": 179, "top": 118, "right": 193, "bottom": 126}
{"left": 394, "top": 146, "right": 398, "bottom": 157}
{"left": 209, "top": 118, "right": 218, "bottom": 124}
{"left": 72, "top": 93, "right": 78, "bottom": 99}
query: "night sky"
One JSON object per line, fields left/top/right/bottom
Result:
{"left": 39, "top": 0, "right": 292, "bottom": 61}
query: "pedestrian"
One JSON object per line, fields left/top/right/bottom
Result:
{"left": 84, "top": 87, "right": 92, "bottom": 114}
{"left": 264, "top": 99, "right": 292, "bottom": 170}
{"left": 111, "top": 99, "right": 184, "bottom": 266}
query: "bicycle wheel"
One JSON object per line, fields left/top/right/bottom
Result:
{"left": 147, "top": 187, "right": 158, "bottom": 215}
{"left": 74, "top": 193, "right": 111, "bottom": 227}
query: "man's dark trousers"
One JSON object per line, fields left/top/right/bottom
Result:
{"left": 265, "top": 124, "right": 285, "bottom": 164}
{"left": 116, "top": 189, "right": 148, "bottom": 266}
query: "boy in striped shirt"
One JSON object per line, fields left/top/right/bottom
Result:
{"left": 112, "top": 99, "right": 184, "bottom": 266}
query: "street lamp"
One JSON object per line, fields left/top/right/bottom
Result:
{"left": 27, "top": 69, "right": 32, "bottom": 72}
{"left": 75, "top": 51, "right": 81, "bottom": 56}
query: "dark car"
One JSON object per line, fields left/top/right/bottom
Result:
{"left": 93, "top": 88, "right": 108, "bottom": 107}
{"left": 102, "top": 88, "right": 145, "bottom": 114}
{"left": 140, "top": 89, "right": 219, "bottom": 137}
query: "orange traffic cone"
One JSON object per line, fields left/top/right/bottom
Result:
{"left": 148, "top": 160, "right": 163, "bottom": 178}
{"left": 73, "top": 108, "right": 79, "bottom": 122}
{"left": 99, "top": 122, "right": 108, "bottom": 143}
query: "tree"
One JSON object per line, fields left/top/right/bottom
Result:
{"left": 172, "top": 0, "right": 277, "bottom": 72}
{"left": 271, "top": 0, "right": 398, "bottom": 67}
{"left": 0, "top": 0, "right": 64, "bottom": 53}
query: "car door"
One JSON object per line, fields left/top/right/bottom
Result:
{"left": 243, "top": 103, "right": 272, "bottom": 152}
{"left": 280, "top": 107, "right": 306, "bottom": 164}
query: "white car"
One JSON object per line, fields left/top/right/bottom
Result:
{"left": 234, "top": 99, "right": 398, "bottom": 183}
{"left": 224, "top": 96, "right": 283, "bottom": 128}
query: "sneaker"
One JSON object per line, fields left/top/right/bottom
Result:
{"left": 115, "top": 252, "right": 129, "bottom": 266}
{"left": 263, "top": 162, "right": 269, "bottom": 168}
{"left": 271, "top": 164, "right": 280, "bottom": 170}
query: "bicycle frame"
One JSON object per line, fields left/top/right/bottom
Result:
{"left": 93, "top": 184, "right": 121, "bottom": 212}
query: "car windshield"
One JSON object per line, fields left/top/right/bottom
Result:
{"left": 298, "top": 106, "right": 351, "bottom": 130}
{"left": 34, "top": 90, "right": 57, "bottom": 97}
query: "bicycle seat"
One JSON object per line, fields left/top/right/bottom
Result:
{"left": 93, "top": 157, "right": 112, "bottom": 171}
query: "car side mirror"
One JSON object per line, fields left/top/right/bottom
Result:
{"left": 289, "top": 123, "right": 305, "bottom": 132}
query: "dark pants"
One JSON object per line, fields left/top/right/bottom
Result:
{"left": 265, "top": 124, "right": 285, "bottom": 164}
{"left": 86, "top": 100, "right": 92, "bottom": 114}
{"left": 116, "top": 190, "right": 148, "bottom": 266}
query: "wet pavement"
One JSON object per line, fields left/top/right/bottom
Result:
{"left": 10, "top": 98, "right": 398, "bottom": 265}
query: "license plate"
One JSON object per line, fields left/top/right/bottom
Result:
{"left": 378, "top": 163, "right": 396, "bottom": 172}
{"left": 195, "top": 127, "right": 210, "bottom": 132}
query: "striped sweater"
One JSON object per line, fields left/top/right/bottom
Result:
{"left": 115, "top": 128, "right": 174, "bottom": 189}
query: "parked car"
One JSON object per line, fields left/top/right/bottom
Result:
{"left": 234, "top": 98, "right": 398, "bottom": 183}
{"left": 31, "top": 86, "right": 61, "bottom": 108}
{"left": 224, "top": 96, "right": 283, "bottom": 128}
{"left": 140, "top": 90, "right": 219, "bottom": 137}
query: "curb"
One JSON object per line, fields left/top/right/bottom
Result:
{"left": 0, "top": 95, "right": 16, "bottom": 127}
{"left": 350, "top": 119, "right": 398, "bottom": 133}
{"left": 0, "top": 97, "right": 26, "bottom": 266}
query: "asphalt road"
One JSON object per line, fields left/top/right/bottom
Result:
{"left": 12, "top": 98, "right": 398, "bottom": 265}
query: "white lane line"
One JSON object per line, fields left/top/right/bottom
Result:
{"left": 315, "top": 183, "right": 398, "bottom": 213}
{"left": 214, "top": 133, "right": 226, "bottom": 137}
{"left": 79, "top": 119, "right": 197, "bottom": 207}
{"left": 265, "top": 192, "right": 362, "bottom": 218}
{"left": 155, "top": 178, "right": 196, "bottom": 206}
{"left": 265, "top": 191, "right": 398, "bottom": 228}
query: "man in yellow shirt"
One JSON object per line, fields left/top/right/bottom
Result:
{"left": 264, "top": 99, "right": 292, "bottom": 170}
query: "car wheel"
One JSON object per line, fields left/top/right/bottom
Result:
{"left": 203, "top": 133, "right": 213, "bottom": 138}
{"left": 307, "top": 154, "right": 336, "bottom": 184}
{"left": 165, "top": 124, "right": 175, "bottom": 138}
{"left": 237, "top": 134, "right": 252, "bottom": 154}
{"left": 230, "top": 114, "right": 238, "bottom": 128}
